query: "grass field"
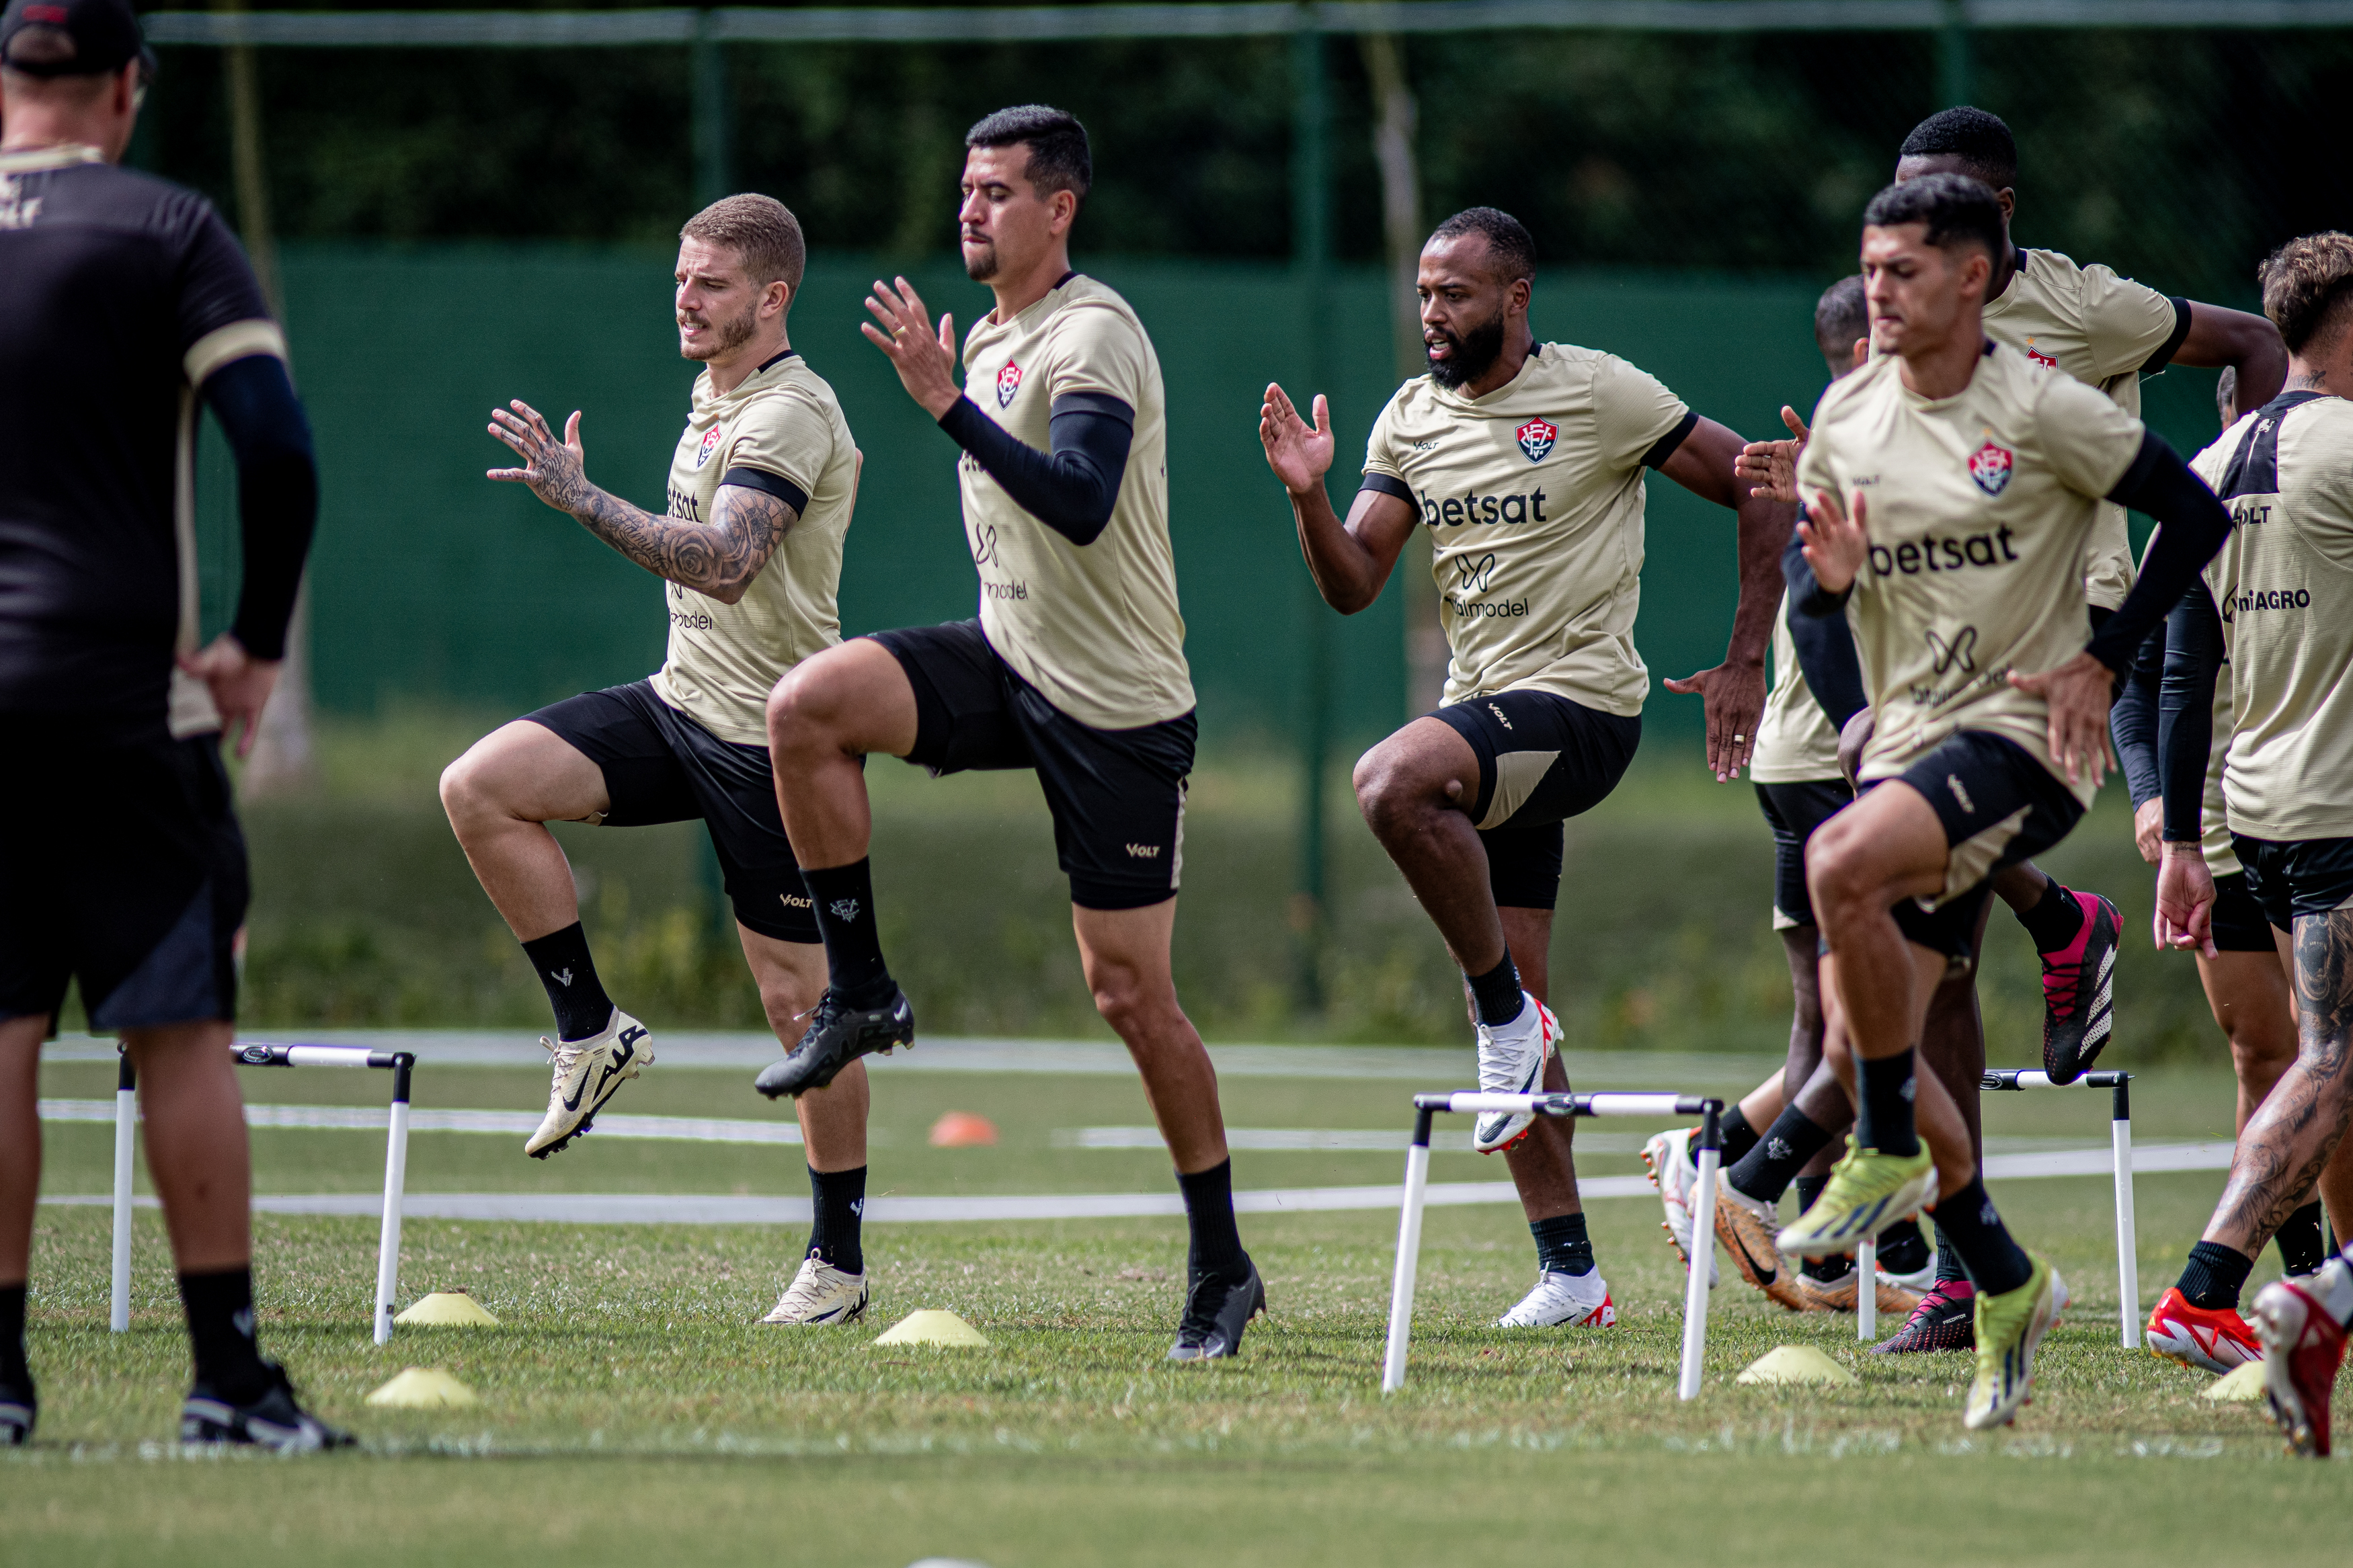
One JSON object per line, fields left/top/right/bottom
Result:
{"left": 5, "top": 1057, "right": 2336, "bottom": 1566}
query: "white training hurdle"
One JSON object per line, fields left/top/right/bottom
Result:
{"left": 111, "top": 1042, "right": 415, "bottom": 1345}
{"left": 1384, "top": 1091, "right": 1725, "bottom": 1399}
{"left": 1981, "top": 1067, "right": 2137, "bottom": 1348}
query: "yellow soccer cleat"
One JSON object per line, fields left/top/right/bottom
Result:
{"left": 1775, "top": 1139, "right": 1936, "bottom": 1257}
{"left": 1963, "top": 1253, "right": 2068, "bottom": 1430}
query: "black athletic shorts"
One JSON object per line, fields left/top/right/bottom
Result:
{"left": 2233, "top": 833, "right": 2353, "bottom": 931}
{"left": 1872, "top": 730, "right": 2086, "bottom": 962}
{"left": 1755, "top": 778, "right": 1851, "bottom": 931}
{"left": 1430, "top": 688, "right": 1642, "bottom": 911}
{"left": 2208, "top": 870, "right": 2279, "bottom": 952}
{"left": 867, "top": 619, "right": 1193, "bottom": 911}
{"left": 525, "top": 679, "right": 817, "bottom": 942}
{"left": 0, "top": 716, "right": 249, "bottom": 1030}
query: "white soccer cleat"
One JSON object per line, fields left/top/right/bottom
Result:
{"left": 1498, "top": 1270, "right": 1616, "bottom": 1329}
{"left": 524, "top": 1007, "right": 653, "bottom": 1158}
{"left": 759, "top": 1253, "right": 870, "bottom": 1325}
{"left": 1472, "top": 993, "right": 1560, "bottom": 1153}
{"left": 1640, "top": 1126, "right": 1719, "bottom": 1288}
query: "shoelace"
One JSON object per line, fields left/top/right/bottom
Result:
{"left": 1475, "top": 1016, "right": 1542, "bottom": 1093}
{"left": 541, "top": 1038, "right": 586, "bottom": 1095}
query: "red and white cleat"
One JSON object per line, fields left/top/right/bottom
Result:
{"left": 2145, "top": 1286, "right": 2264, "bottom": 1374}
{"left": 2251, "top": 1274, "right": 2347, "bottom": 1458}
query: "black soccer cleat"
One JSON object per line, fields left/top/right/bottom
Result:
{"left": 181, "top": 1362, "right": 354, "bottom": 1453}
{"left": 1, "top": 1378, "right": 34, "bottom": 1447}
{"left": 2040, "top": 890, "right": 2120, "bottom": 1084}
{"left": 754, "top": 986, "right": 915, "bottom": 1099}
{"left": 1871, "top": 1280, "right": 1977, "bottom": 1354}
{"left": 1167, "top": 1258, "right": 1266, "bottom": 1362}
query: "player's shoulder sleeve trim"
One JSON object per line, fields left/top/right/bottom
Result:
{"left": 1051, "top": 390, "right": 1135, "bottom": 426}
{"left": 1359, "top": 473, "right": 1414, "bottom": 504}
{"left": 2141, "top": 298, "right": 2194, "bottom": 375}
{"left": 1640, "top": 407, "right": 1701, "bottom": 470}
{"left": 184, "top": 319, "right": 286, "bottom": 386}
{"left": 718, "top": 466, "right": 810, "bottom": 515}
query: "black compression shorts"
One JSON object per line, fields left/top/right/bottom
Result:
{"left": 2233, "top": 833, "right": 2353, "bottom": 931}
{"left": 2208, "top": 870, "right": 2278, "bottom": 952}
{"left": 1870, "top": 731, "right": 2086, "bottom": 963}
{"left": 526, "top": 680, "right": 817, "bottom": 942}
{"left": 1755, "top": 778, "right": 1851, "bottom": 931}
{"left": 0, "top": 716, "right": 249, "bottom": 1030}
{"left": 1431, "top": 688, "right": 1641, "bottom": 911}
{"left": 867, "top": 619, "right": 1193, "bottom": 911}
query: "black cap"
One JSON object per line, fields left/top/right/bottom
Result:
{"left": 0, "top": 0, "right": 155, "bottom": 79}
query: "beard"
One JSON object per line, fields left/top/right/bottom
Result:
{"left": 963, "top": 237, "right": 1000, "bottom": 282}
{"left": 678, "top": 300, "right": 758, "bottom": 362}
{"left": 1425, "top": 308, "right": 1507, "bottom": 389}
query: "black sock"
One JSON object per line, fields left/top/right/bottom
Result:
{"left": 2275, "top": 1201, "right": 2326, "bottom": 1276}
{"left": 802, "top": 859, "right": 895, "bottom": 1010}
{"left": 1792, "top": 1178, "right": 1849, "bottom": 1281}
{"left": 1687, "top": 1106, "right": 1760, "bottom": 1170}
{"left": 1854, "top": 1048, "right": 1921, "bottom": 1157}
{"left": 1530, "top": 1212, "right": 1595, "bottom": 1277}
{"left": 1925, "top": 1176, "right": 2032, "bottom": 1297}
{"left": 178, "top": 1267, "right": 272, "bottom": 1402}
{"left": 1466, "top": 952, "right": 1523, "bottom": 1027}
{"left": 1725, "top": 1106, "right": 1831, "bottom": 1201}
{"left": 1177, "top": 1159, "right": 1247, "bottom": 1282}
{"left": 520, "top": 921, "right": 614, "bottom": 1042}
{"left": 2015, "top": 874, "right": 2087, "bottom": 954}
{"left": 1934, "top": 1227, "right": 1971, "bottom": 1287}
{"left": 2177, "top": 1240, "right": 2255, "bottom": 1310}
{"left": 1877, "top": 1216, "right": 1932, "bottom": 1274}
{"left": 805, "top": 1165, "right": 867, "bottom": 1275}
{"left": 0, "top": 1282, "right": 26, "bottom": 1391}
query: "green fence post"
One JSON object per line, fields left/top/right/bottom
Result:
{"left": 692, "top": 10, "right": 732, "bottom": 208}
{"left": 1290, "top": 12, "right": 1332, "bottom": 1015}
{"left": 1938, "top": 0, "right": 1975, "bottom": 109}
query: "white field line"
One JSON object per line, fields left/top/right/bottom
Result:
{"left": 40, "top": 1142, "right": 2237, "bottom": 1227}
{"left": 37, "top": 1099, "right": 803, "bottom": 1145}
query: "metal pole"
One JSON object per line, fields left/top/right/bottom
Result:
{"left": 1937, "top": 0, "right": 1974, "bottom": 108}
{"left": 374, "top": 1053, "right": 413, "bottom": 1345}
{"left": 1381, "top": 1106, "right": 1435, "bottom": 1393}
{"left": 1289, "top": 13, "right": 1334, "bottom": 1014}
{"left": 2112, "top": 1075, "right": 2139, "bottom": 1348}
{"left": 110, "top": 1053, "right": 137, "bottom": 1333}
{"left": 1678, "top": 1102, "right": 1720, "bottom": 1401}
{"left": 691, "top": 9, "right": 732, "bottom": 208}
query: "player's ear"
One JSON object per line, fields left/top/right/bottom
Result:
{"left": 1848, "top": 337, "right": 1868, "bottom": 371}
{"left": 1994, "top": 186, "right": 2016, "bottom": 224}
{"left": 764, "top": 279, "right": 791, "bottom": 319}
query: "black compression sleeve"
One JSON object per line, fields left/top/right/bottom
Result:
{"left": 2082, "top": 431, "right": 2232, "bottom": 676}
{"left": 200, "top": 354, "right": 318, "bottom": 662}
{"left": 936, "top": 392, "right": 1134, "bottom": 546}
{"left": 1782, "top": 521, "right": 1851, "bottom": 618}
{"left": 2112, "top": 621, "right": 2166, "bottom": 809}
{"left": 1784, "top": 591, "right": 1868, "bottom": 732}
{"left": 2157, "top": 587, "right": 2223, "bottom": 843}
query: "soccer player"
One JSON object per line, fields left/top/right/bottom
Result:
{"left": 0, "top": 0, "right": 341, "bottom": 1448}
{"left": 2149, "top": 232, "right": 2353, "bottom": 1455}
{"left": 1783, "top": 173, "right": 2232, "bottom": 1428}
{"left": 440, "top": 194, "right": 873, "bottom": 1325}
{"left": 762, "top": 107, "right": 1264, "bottom": 1360}
{"left": 1257, "top": 207, "right": 1794, "bottom": 1327}
{"left": 1890, "top": 107, "right": 2288, "bottom": 1082}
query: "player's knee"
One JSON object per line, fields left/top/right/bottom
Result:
{"left": 1804, "top": 820, "right": 1875, "bottom": 921}
{"left": 437, "top": 750, "right": 495, "bottom": 831}
{"left": 1351, "top": 744, "right": 1424, "bottom": 837}
{"left": 764, "top": 667, "right": 833, "bottom": 757}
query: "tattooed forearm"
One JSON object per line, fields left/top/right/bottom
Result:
{"left": 2209, "top": 908, "right": 2353, "bottom": 1249}
{"left": 567, "top": 484, "right": 795, "bottom": 604}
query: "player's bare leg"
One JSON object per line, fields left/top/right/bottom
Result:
{"left": 0, "top": 1016, "right": 45, "bottom": 1291}
{"left": 764, "top": 638, "right": 918, "bottom": 869}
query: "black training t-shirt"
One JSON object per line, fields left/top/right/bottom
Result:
{"left": 0, "top": 147, "right": 279, "bottom": 725}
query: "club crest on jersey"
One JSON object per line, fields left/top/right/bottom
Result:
{"left": 996, "top": 361, "right": 1023, "bottom": 409}
{"left": 1968, "top": 440, "right": 2013, "bottom": 497}
{"left": 1515, "top": 417, "right": 1557, "bottom": 463}
{"left": 2024, "top": 343, "right": 2057, "bottom": 370}
{"left": 695, "top": 425, "right": 722, "bottom": 468}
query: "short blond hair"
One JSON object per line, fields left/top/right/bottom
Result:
{"left": 680, "top": 194, "right": 805, "bottom": 297}
{"left": 2259, "top": 231, "right": 2353, "bottom": 356}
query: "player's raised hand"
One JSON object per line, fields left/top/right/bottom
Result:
{"left": 487, "top": 400, "right": 594, "bottom": 515}
{"left": 1798, "top": 486, "right": 1870, "bottom": 594}
{"left": 2008, "top": 651, "right": 2117, "bottom": 788}
{"left": 2155, "top": 840, "right": 2218, "bottom": 958}
{"left": 1732, "top": 406, "right": 1809, "bottom": 502}
{"left": 1259, "top": 382, "right": 1334, "bottom": 495}
{"left": 863, "top": 276, "right": 959, "bottom": 419}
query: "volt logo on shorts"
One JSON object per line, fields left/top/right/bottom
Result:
{"left": 1486, "top": 702, "right": 1513, "bottom": 730}
{"left": 1124, "top": 843, "right": 1162, "bottom": 858}
{"left": 1946, "top": 774, "right": 1977, "bottom": 815}
{"left": 1515, "top": 418, "right": 1557, "bottom": 462}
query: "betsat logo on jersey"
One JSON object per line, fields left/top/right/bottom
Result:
{"left": 1968, "top": 440, "right": 2013, "bottom": 497}
{"left": 1515, "top": 418, "right": 1557, "bottom": 463}
{"left": 696, "top": 425, "right": 722, "bottom": 468}
{"left": 996, "top": 361, "right": 1023, "bottom": 409}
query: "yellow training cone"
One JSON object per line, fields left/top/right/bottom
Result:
{"left": 1735, "top": 1344, "right": 1859, "bottom": 1387}
{"left": 394, "top": 1290, "right": 501, "bottom": 1327}
{"left": 2200, "top": 1360, "right": 2269, "bottom": 1402}
{"left": 873, "top": 1309, "right": 990, "bottom": 1348}
{"left": 364, "top": 1367, "right": 479, "bottom": 1409}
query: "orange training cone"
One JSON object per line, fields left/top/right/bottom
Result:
{"left": 928, "top": 1111, "right": 998, "bottom": 1147}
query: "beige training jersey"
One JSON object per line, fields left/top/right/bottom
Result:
{"left": 1983, "top": 248, "right": 2182, "bottom": 612}
{"left": 1363, "top": 342, "right": 1693, "bottom": 713}
{"left": 1750, "top": 591, "right": 1846, "bottom": 784}
{"left": 2190, "top": 395, "right": 2353, "bottom": 841}
{"left": 1796, "top": 342, "right": 2145, "bottom": 809}
{"left": 957, "top": 274, "right": 1192, "bottom": 730}
{"left": 647, "top": 351, "right": 859, "bottom": 745}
